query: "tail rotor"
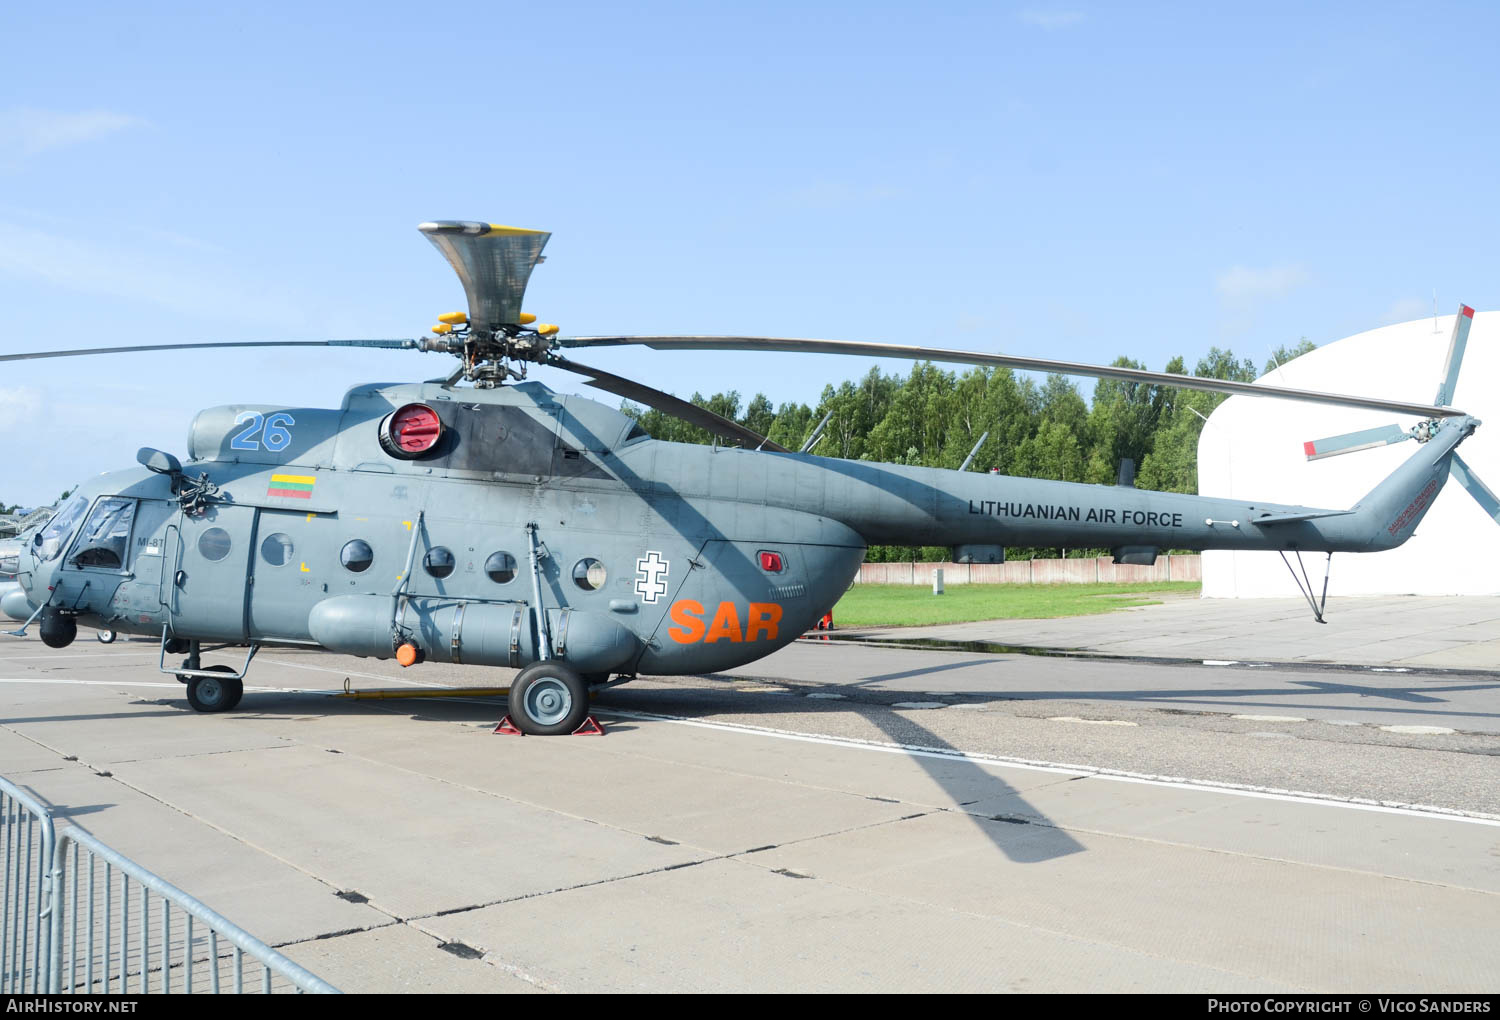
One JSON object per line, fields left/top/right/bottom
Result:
{"left": 1301, "top": 304, "right": 1473, "bottom": 463}
{"left": 1300, "top": 304, "right": 1498, "bottom": 525}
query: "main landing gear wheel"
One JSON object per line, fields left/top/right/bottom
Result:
{"left": 508, "top": 662, "right": 590, "bottom": 735}
{"left": 185, "top": 664, "right": 244, "bottom": 713}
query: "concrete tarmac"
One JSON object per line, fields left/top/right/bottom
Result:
{"left": 0, "top": 607, "right": 1496, "bottom": 993}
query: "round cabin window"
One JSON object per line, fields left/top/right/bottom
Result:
{"left": 486, "top": 551, "right": 517, "bottom": 584}
{"left": 260, "top": 533, "right": 294, "bottom": 566}
{"left": 340, "top": 539, "right": 374, "bottom": 573}
{"left": 572, "top": 558, "right": 607, "bottom": 591}
{"left": 198, "top": 528, "right": 232, "bottom": 562}
{"left": 424, "top": 546, "right": 456, "bottom": 579}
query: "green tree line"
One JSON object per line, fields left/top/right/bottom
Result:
{"left": 623, "top": 340, "right": 1316, "bottom": 561}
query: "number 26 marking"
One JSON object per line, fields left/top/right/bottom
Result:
{"left": 230, "top": 412, "right": 296, "bottom": 452}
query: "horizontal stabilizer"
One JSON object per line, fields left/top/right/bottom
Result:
{"left": 1303, "top": 424, "right": 1409, "bottom": 461}
{"left": 1253, "top": 509, "right": 1356, "bottom": 525}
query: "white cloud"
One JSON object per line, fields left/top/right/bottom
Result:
{"left": 0, "top": 220, "right": 302, "bottom": 325}
{"left": 0, "top": 387, "right": 42, "bottom": 430}
{"left": 1214, "top": 264, "right": 1312, "bottom": 302}
{"left": 0, "top": 108, "right": 144, "bottom": 157}
{"left": 1018, "top": 9, "right": 1086, "bottom": 29}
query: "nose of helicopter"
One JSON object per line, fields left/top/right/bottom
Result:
{"left": 3, "top": 521, "right": 62, "bottom": 622}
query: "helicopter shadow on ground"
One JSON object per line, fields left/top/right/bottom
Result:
{"left": 591, "top": 681, "right": 1089, "bottom": 865}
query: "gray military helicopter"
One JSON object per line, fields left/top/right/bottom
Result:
{"left": 3, "top": 222, "right": 1496, "bottom": 734}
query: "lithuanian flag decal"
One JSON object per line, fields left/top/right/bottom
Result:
{"left": 267, "top": 473, "right": 316, "bottom": 499}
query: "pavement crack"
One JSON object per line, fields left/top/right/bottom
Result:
{"left": 410, "top": 853, "right": 726, "bottom": 923}
{"left": 272, "top": 918, "right": 399, "bottom": 947}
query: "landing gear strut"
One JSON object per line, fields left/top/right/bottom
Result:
{"left": 1280, "top": 551, "right": 1333, "bottom": 624}
{"left": 158, "top": 628, "right": 258, "bottom": 710}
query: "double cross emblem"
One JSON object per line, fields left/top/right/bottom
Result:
{"left": 635, "top": 551, "right": 670, "bottom": 603}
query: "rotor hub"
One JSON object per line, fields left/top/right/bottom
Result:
{"left": 417, "top": 323, "right": 562, "bottom": 387}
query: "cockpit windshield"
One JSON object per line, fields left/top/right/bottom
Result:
{"left": 34, "top": 496, "right": 88, "bottom": 563}
{"left": 70, "top": 498, "right": 136, "bottom": 570}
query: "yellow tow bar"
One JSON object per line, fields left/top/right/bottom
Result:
{"left": 335, "top": 678, "right": 511, "bottom": 700}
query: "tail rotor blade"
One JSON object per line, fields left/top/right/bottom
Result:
{"left": 1449, "top": 453, "right": 1500, "bottom": 524}
{"left": 1303, "top": 424, "right": 1410, "bottom": 461}
{"left": 1434, "top": 304, "right": 1475, "bottom": 407}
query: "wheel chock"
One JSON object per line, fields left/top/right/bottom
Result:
{"left": 493, "top": 715, "right": 605, "bottom": 736}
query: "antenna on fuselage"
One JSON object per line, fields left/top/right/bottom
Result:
{"left": 958, "top": 431, "right": 989, "bottom": 472}
{"left": 800, "top": 411, "right": 834, "bottom": 454}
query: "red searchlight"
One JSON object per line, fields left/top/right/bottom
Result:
{"left": 379, "top": 403, "right": 444, "bottom": 458}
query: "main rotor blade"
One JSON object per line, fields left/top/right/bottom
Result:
{"left": 1434, "top": 304, "right": 1475, "bottom": 407}
{"left": 546, "top": 356, "right": 791, "bottom": 453}
{"left": 0, "top": 339, "right": 417, "bottom": 363}
{"left": 1449, "top": 453, "right": 1500, "bottom": 525}
{"left": 1302, "top": 424, "right": 1411, "bottom": 461}
{"left": 556, "top": 335, "right": 1466, "bottom": 419}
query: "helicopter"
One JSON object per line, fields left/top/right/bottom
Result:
{"left": 2, "top": 221, "right": 1495, "bottom": 734}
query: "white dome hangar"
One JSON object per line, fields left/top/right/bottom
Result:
{"left": 1198, "top": 310, "right": 1500, "bottom": 597}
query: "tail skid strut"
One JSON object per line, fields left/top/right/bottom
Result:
{"left": 1280, "top": 551, "right": 1332, "bottom": 623}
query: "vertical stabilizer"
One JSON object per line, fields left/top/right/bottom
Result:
{"left": 1344, "top": 417, "right": 1477, "bottom": 549}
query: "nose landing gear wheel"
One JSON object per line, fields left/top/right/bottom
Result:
{"left": 508, "top": 662, "right": 589, "bottom": 735}
{"left": 185, "top": 664, "right": 244, "bottom": 713}
{"left": 95, "top": 630, "right": 116, "bottom": 644}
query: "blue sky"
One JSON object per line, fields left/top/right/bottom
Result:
{"left": 3, "top": 1, "right": 1498, "bottom": 504}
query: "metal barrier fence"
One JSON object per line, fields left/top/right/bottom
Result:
{"left": 1, "top": 781, "right": 56, "bottom": 993}
{"left": 0, "top": 775, "right": 338, "bottom": 994}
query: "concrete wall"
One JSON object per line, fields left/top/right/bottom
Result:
{"left": 1200, "top": 312, "right": 1500, "bottom": 597}
{"left": 855, "top": 554, "right": 1201, "bottom": 585}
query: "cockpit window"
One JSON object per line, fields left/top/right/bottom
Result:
{"left": 70, "top": 498, "right": 136, "bottom": 570}
{"left": 624, "top": 421, "right": 650, "bottom": 443}
{"left": 34, "top": 496, "right": 88, "bottom": 563}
